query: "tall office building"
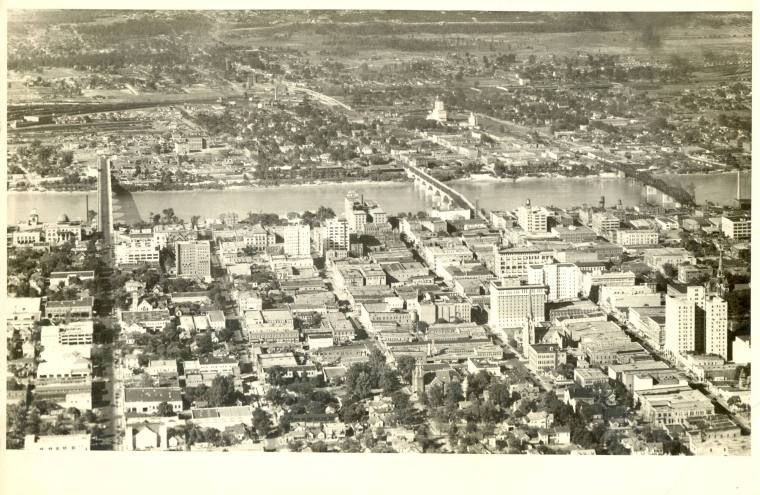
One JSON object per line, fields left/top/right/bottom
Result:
{"left": 283, "top": 224, "right": 311, "bottom": 256}
{"left": 96, "top": 156, "right": 113, "bottom": 244}
{"left": 488, "top": 279, "right": 548, "bottom": 330}
{"left": 493, "top": 245, "right": 544, "bottom": 281}
{"left": 541, "top": 263, "right": 581, "bottom": 302}
{"left": 517, "top": 199, "right": 548, "bottom": 233}
{"left": 322, "top": 217, "right": 350, "bottom": 254}
{"left": 175, "top": 240, "right": 211, "bottom": 280}
{"left": 677, "top": 284, "right": 707, "bottom": 354}
{"left": 704, "top": 295, "right": 728, "bottom": 360}
{"left": 664, "top": 294, "right": 695, "bottom": 356}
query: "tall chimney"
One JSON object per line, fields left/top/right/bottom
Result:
{"left": 736, "top": 170, "right": 741, "bottom": 200}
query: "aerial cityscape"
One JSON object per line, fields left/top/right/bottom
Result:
{"left": 5, "top": 10, "right": 752, "bottom": 455}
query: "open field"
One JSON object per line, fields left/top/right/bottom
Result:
{"left": 219, "top": 25, "right": 751, "bottom": 64}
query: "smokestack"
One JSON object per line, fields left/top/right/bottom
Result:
{"left": 736, "top": 170, "right": 741, "bottom": 200}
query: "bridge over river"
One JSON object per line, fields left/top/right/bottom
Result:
{"left": 402, "top": 162, "right": 485, "bottom": 220}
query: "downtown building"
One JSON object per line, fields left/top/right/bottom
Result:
{"left": 663, "top": 284, "right": 727, "bottom": 360}
{"left": 114, "top": 230, "right": 160, "bottom": 266}
{"left": 703, "top": 295, "right": 728, "bottom": 360}
{"left": 527, "top": 263, "right": 581, "bottom": 302}
{"left": 344, "top": 192, "right": 387, "bottom": 233}
{"left": 488, "top": 278, "right": 548, "bottom": 330}
{"left": 321, "top": 217, "right": 350, "bottom": 259}
{"left": 591, "top": 212, "right": 621, "bottom": 239}
{"left": 516, "top": 200, "right": 548, "bottom": 233}
{"left": 664, "top": 294, "right": 696, "bottom": 357}
{"left": 175, "top": 240, "right": 211, "bottom": 281}
{"left": 720, "top": 215, "right": 751, "bottom": 240}
{"left": 96, "top": 155, "right": 114, "bottom": 244}
{"left": 283, "top": 223, "right": 311, "bottom": 256}
{"left": 493, "top": 245, "right": 546, "bottom": 281}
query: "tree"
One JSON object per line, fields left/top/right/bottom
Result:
{"left": 266, "top": 365, "right": 289, "bottom": 387}
{"left": 448, "top": 423, "right": 459, "bottom": 447}
{"left": 487, "top": 382, "right": 512, "bottom": 409}
{"left": 466, "top": 371, "right": 492, "bottom": 400}
{"left": 311, "top": 440, "right": 329, "bottom": 453}
{"left": 661, "top": 263, "right": 678, "bottom": 278}
{"left": 426, "top": 383, "right": 445, "bottom": 407}
{"left": 252, "top": 407, "right": 272, "bottom": 438}
{"left": 287, "top": 439, "right": 305, "bottom": 452}
{"left": 391, "top": 391, "right": 418, "bottom": 427}
{"left": 157, "top": 401, "right": 176, "bottom": 416}
{"left": 727, "top": 396, "right": 742, "bottom": 407}
{"left": 339, "top": 398, "right": 367, "bottom": 423}
{"left": 396, "top": 355, "right": 417, "bottom": 384}
{"left": 340, "top": 437, "right": 363, "bottom": 453}
{"left": 367, "top": 348, "right": 387, "bottom": 385}
{"left": 446, "top": 382, "right": 464, "bottom": 406}
{"left": 207, "top": 375, "right": 237, "bottom": 407}
{"left": 196, "top": 333, "right": 214, "bottom": 356}
{"left": 265, "top": 385, "right": 290, "bottom": 406}
{"left": 346, "top": 363, "right": 374, "bottom": 399}
{"left": 379, "top": 369, "right": 401, "bottom": 394}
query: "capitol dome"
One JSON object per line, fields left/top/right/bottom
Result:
{"left": 57, "top": 213, "right": 70, "bottom": 223}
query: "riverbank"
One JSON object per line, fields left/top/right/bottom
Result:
{"left": 453, "top": 172, "right": 622, "bottom": 183}
{"left": 8, "top": 173, "right": 743, "bottom": 226}
{"left": 7, "top": 177, "right": 409, "bottom": 195}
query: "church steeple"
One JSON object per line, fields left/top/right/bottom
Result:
{"left": 522, "top": 295, "right": 536, "bottom": 356}
{"left": 412, "top": 357, "right": 425, "bottom": 396}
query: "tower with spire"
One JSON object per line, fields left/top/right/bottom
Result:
{"left": 521, "top": 294, "right": 536, "bottom": 357}
{"left": 412, "top": 358, "right": 425, "bottom": 396}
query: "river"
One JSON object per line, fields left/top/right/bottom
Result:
{"left": 6, "top": 172, "right": 750, "bottom": 225}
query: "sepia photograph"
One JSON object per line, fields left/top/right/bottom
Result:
{"left": 2, "top": 6, "right": 753, "bottom": 473}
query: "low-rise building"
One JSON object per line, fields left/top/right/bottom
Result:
{"left": 44, "top": 297, "right": 94, "bottom": 320}
{"left": 526, "top": 343, "right": 566, "bottom": 372}
{"left": 683, "top": 415, "right": 750, "bottom": 456}
{"left": 637, "top": 387, "right": 714, "bottom": 426}
{"left": 573, "top": 367, "right": 609, "bottom": 387}
{"left": 124, "top": 387, "right": 183, "bottom": 415}
{"left": 24, "top": 433, "right": 91, "bottom": 451}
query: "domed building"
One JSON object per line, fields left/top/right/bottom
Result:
{"left": 44, "top": 211, "right": 82, "bottom": 245}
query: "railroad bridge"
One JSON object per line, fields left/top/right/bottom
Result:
{"left": 402, "top": 163, "right": 485, "bottom": 220}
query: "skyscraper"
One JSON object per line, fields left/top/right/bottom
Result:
{"left": 175, "top": 240, "right": 211, "bottom": 281}
{"left": 96, "top": 155, "right": 113, "bottom": 244}
{"left": 322, "top": 217, "right": 349, "bottom": 256}
{"left": 283, "top": 224, "right": 311, "bottom": 256}
{"left": 489, "top": 279, "right": 547, "bottom": 330}
{"left": 704, "top": 295, "right": 728, "bottom": 360}
{"left": 664, "top": 294, "right": 695, "bottom": 356}
{"left": 530, "top": 263, "right": 581, "bottom": 302}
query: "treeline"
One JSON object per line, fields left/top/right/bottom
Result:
{"left": 76, "top": 12, "right": 213, "bottom": 38}
{"left": 313, "top": 16, "right": 616, "bottom": 37}
{"left": 9, "top": 49, "right": 189, "bottom": 72}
